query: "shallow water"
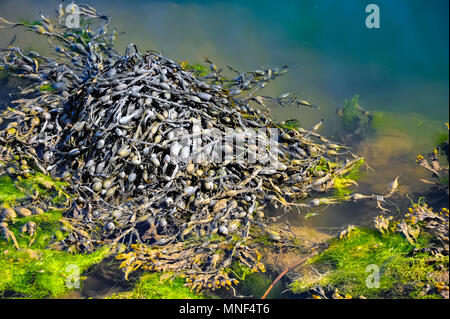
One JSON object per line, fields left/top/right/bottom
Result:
{"left": 0, "top": 0, "right": 448, "bottom": 298}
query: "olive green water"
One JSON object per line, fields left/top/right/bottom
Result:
{"left": 0, "top": 0, "right": 448, "bottom": 298}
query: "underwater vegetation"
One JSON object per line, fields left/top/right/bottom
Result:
{"left": 331, "top": 158, "right": 364, "bottom": 198}
{"left": 336, "top": 95, "right": 384, "bottom": 145}
{"left": 0, "top": 232, "right": 110, "bottom": 298}
{"left": 416, "top": 123, "right": 449, "bottom": 194}
{"left": 289, "top": 203, "right": 449, "bottom": 299}
{"left": 1, "top": 3, "right": 384, "bottom": 297}
{"left": 106, "top": 272, "right": 207, "bottom": 299}
{"left": 179, "top": 60, "right": 209, "bottom": 77}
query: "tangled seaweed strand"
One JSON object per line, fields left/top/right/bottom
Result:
{"left": 0, "top": 5, "right": 374, "bottom": 291}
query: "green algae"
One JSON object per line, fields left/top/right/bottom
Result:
{"left": 0, "top": 170, "right": 70, "bottom": 210}
{"left": 0, "top": 243, "right": 111, "bottom": 298}
{"left": 340, "top": 95, "right": 374, "bottom": 132}
{"left": 436, "top": 132, "right": 449, "bottom": 149}
{"left": 0, "top": 176, "right": 109, "bottom": 299}
{"left": 0, "top": 170, "right": 110, "bottom": 298}
{"left": 341, "top": 95, "right": 364, "bottom": 130}
{"left": 289, "top": 227, "right": 447, "bottom": 298}
{"left": 184, "top": 63, "right": 209, "bottom": 77}
{"left": 226, "top": 262, "right": 282, "bottom": 298}
{"left": 16, "top": 172, "right": 68, "bottom": 197}
{"left": 0, "top": 246, "right": 110, "bottom": 298}
{"left": 237, "top": 272, "right": 283, "bottom": 299}
{"left": 0, "top": 208, "right": 112, "bottom": 298}
{"left": 307, "top": 157, "right": 363, "bottom": 199}
{"left": 0, "top": 169, "right": 210, "bottom": 299}
{"left": 108, "top": 263, "right": 280, "bottom": 299}
{"left": 39, "top": 84, "right": 56, "bottom": 92}
{"left": 228, "top": 262, "right": 253, "bottom": 282}
{"left": 438, "top": 176, "right": 449, "bottom": 186}
{"left": 339, "top": 95, "right": 384, "bottom": 139}
{"left": 369, "top": 111, "right": 386, "bottom": 131}
{"left": 333, "top": 178, "right": 353, "bottom": 197}
{"left": 106, "top": 273, "right": 207, "bottom": 299}
{"left": 309, "top": 158, "right": 332, "bottom": 174}
{"left": 309, "top": 158, "right": 344, "bottom": 177}
{"left": 0, "top": 175, "right": 26, "bottom": 204}
{"left": 341, "top": 158, "right": 364, "bottom": 180}
{"left": 278, "top": 119, "right": 301, "bottom": 132}
{"left": 17, "top": 19, "right": 42, "bottom": 26}
{"left": 368, "top": 110, "right": 444, "bottom": 145}
{"left": 333, "top": 158, "right": 364, "bottom": 198}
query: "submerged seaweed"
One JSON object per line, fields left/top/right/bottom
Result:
{"left": 0, "top": 174, "right": 111, "bottom": 298}
{"left": 416, "top": 123, "right": 449, "bottom": 194}
{"left": 0, "top": 4, "right": 441, "bottom": 300}
{"left": 289, "top": 203, "right": 449, "bottom": 299}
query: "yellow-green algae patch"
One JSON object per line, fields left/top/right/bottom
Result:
{"left": 289, "top": 227, "right": 447, "bottom": 298}
{"left": 106, "top": 273, "right": 207, "bottom": 299}
{"left": 0, "top": 243, "right": 111, "bottom": 298}
{"left": 0, "top": 170, "right": 70, "bottom": 206}
{"left": 0, "top": 208, "right": 112, "bottom": 298}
